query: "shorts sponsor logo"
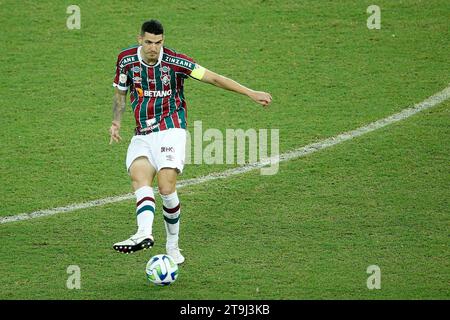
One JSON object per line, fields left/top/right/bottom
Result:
{"left": 161, "top": 147, "right": 175, "bottom": 153}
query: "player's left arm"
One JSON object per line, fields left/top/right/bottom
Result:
{"left": 191, "top": 66, "right": 272, "bottom": 107}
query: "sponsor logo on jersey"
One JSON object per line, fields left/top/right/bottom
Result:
{"left": 142, "top": 118, "right": 159, "bottom": 132}
{"left": 141, "top": 124, "right": 159, "bottom": 132}
{"left": 132, "top": 66, "right": 141, "bottom": 73}
{"left": 133, "top": 77, "right": 142, "bottom": 84}
{"left": 119, "top": 56, "right": 137, "bottom": 68}
{"left": 163, "top": 55, "right": 193, "bottom": 69}
{"left": 143, "top": 89, "right": 172, "bottom": 98}
{"left": 146, "top": 118, "right": 157, "bottom": 127}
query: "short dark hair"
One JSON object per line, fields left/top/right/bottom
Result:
{"left": 141, "top": 19, "right": 164, "bottom": 36}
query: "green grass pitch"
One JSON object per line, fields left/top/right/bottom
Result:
{"left": 0, "top": 0, "right": 448, "bottom": 299}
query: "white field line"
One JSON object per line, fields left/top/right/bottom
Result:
{"left": 1, "top": 85, "right": 449, "bottom": 224}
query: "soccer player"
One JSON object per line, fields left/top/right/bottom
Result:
{"left": 109, "top": 20, "right": 272, "bottom": 264}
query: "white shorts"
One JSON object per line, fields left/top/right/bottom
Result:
{"left": 126, "top": 128, "right": 186, "bottom": 174}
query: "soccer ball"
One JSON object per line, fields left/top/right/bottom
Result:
{"left": 146, "top": 254, "right": 179, "bottom": 286}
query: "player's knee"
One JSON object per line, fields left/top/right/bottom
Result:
{"left": 131, "top": 171, "right": 150, "bottom": 187}
{"left": 158, "top": 175, "right": 176, "bottom": 195}
{"left": 158, "top": 184, "right": 176, "bottom": 196}
{"left": 129, "top": 157, "right": 155, "bottom": 189}
{"left": 132, "top": 180, "right": 150, "bottom": 191}
{"left": 157, "top": 168, "right": 178, "bottom": 195}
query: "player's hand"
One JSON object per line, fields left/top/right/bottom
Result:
{"left": 109, "top": 121, "right": 122, "bottom": 144}
{"left": 249, "top": 90, "right": 272, "bottom": 107}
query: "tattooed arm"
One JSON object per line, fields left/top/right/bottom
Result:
{"left": 109, "top": 87, "right": 127, "bottom": 144}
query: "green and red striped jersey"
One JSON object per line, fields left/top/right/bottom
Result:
{"left": 113, "top": 46, "right": 201, "bottom": 133}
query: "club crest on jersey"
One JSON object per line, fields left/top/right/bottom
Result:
{"left": 161, "top": 74, "right": 171, "bottom": 85}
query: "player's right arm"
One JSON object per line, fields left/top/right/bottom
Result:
{"left": 110, "top": 50, "right": 132, "bottom": 144}
{"left": 109, "top": 87, "right": 127, "bottom": 144}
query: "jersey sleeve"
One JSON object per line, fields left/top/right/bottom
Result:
{"left": 113, "top": 55, "right": 131, "bottom": 91}
{"left": 172, "top": 53, "right": 205, "bottom": 80}
{"left": 190, "top": 64, "right": 206, "bottom": 80}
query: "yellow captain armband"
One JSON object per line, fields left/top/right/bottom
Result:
{"left": 190, "top": 64, "right": 206, "bottom": 80}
